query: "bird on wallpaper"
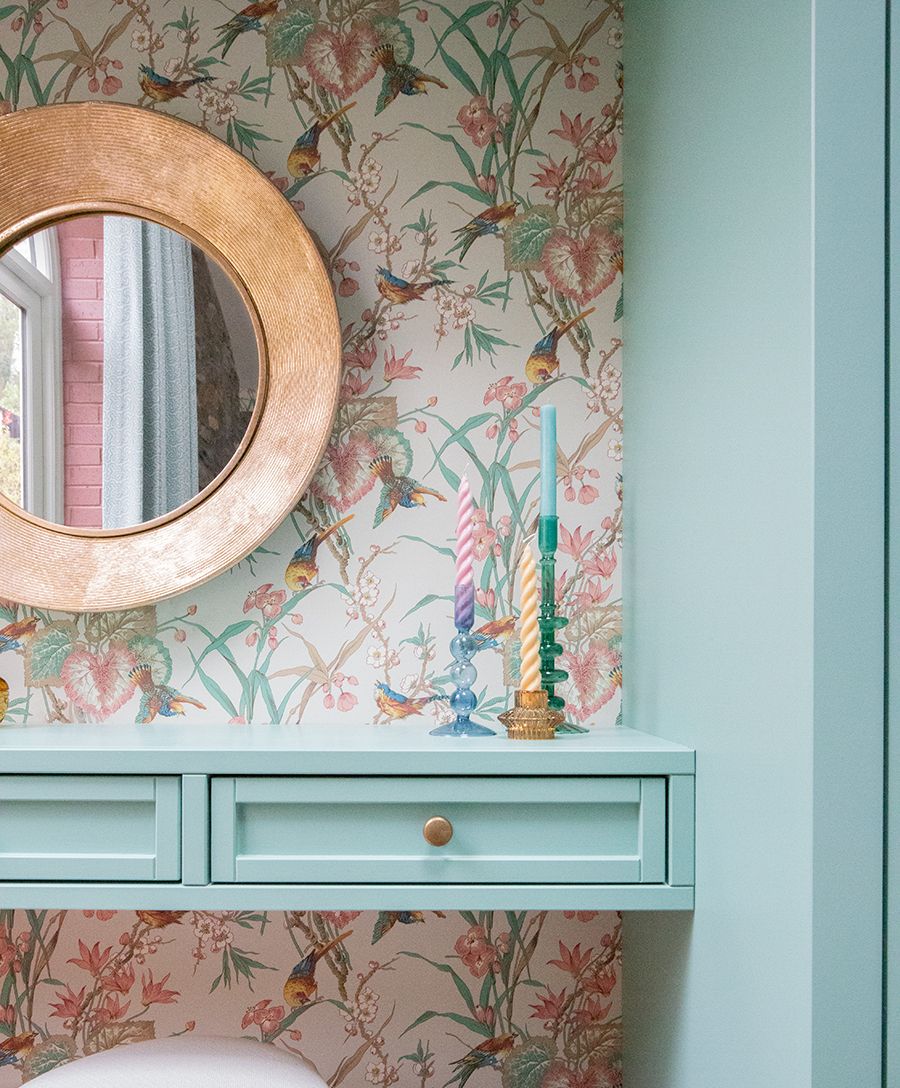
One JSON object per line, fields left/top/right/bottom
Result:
{"left": 373, "top": 46, "right": 448, "bottom": 115}
{"left": 213, "top": 0, "right": 280, "bottom": 58}
{"left": 138, "top": 66, "right": 213, "bottom": 104}
{"left": 0, "top": 1033, "right": 36, "bottom": 1068}
{"left": 0, "top": 616, "right": 37, "bottom": 654}
{"left": 285, "top": 514, "right": 354, "bottom": 590}
{"left": 374, "top": 682, "right": 443, "bottom": 720}
{"left": 524, "top": 307, "right": 596, "bottom": 385}
{"left": 0, "top": 677, "right": 7, "bottom": 724}
{"left": 282, "top": 930, "right": 352, "bottom": 1008}
{"left": 474, "top": 615, "right": 517, "bottom": 643}
{"left": 444, "top": 1034, "right": 518, "bottom": 1088}
{"left": 370, "top": 456, "right": 446, "bottom": 526}
{"left": 287, "top": 101, "right": 357, "bottom": 179}
{"left": 136, "top": 910, "right": 188, "bottom": 929}
{"left": 130, "top": 664, "right": 206, "bottom": 725}
{"left": 375, "top": 267, "right": 449, "bottom": 305}
{"left": 450, "top": 202, "right": 518, "bottom": 262}
{"left": 371, "top": 910, "right": 447, "bottom": 944}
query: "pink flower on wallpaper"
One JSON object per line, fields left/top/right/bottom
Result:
{"left": 454, "top": 925, "right": 497, "bottom": 978}
{"left": 574, "top": 995, "right": 612, "bottom": 1026}
{"left": 60, "top": 643, "right": 136, "bottom": 719}
{"left": 303, "top": 23, "right": 379, "bottom": 98}
{"left": 584, "top": 965, "right": 617, "bottom": 996}
{"left": 67, "top": 939, "right": 112, "bottom": 976}
{"left": 529, "top": 987, "right": 568, "bottom": 1026}
{"left": 542, "top": 228, "right": 618, "bottom": 306}
{"left": 242, "top": 998, "right": 285, "bottom": 1033}
{"left": 548, "top": 941, "right": 593, "bottom": 978}
{"left": 562, "top": 911, "right": 599, "bottom": 923}
{"left": 319, "top": 911, "right": 361, "bottom": 929}
{"left": 472, "top": 509, "right": 497, "bottom": 561}
{"left": 549, "top": 111, "right": 594, "bottom": 146}
{"left": 561, "top": 641, "right": 621, "bottom": 723}
{"left": 484, "top": 375, "right": 526, "bottom": 412}
{"left": 574, "top": 578, "right": 613, "bottom": 612}
{"left": 583, "top": 550, "right": 617, "bottom": 579}
{"left": 49, "top": 984, "right": 86, "bottom": 1022}
{"left": 243, "top": 585, "right": 287, "bottom": 620}
{"left": 457, "top": 95, "right": 499, "bottom": 147}
{"left": 342, "top": 371, "right": 374, "bottom": 399}
{"left": 586, "top": 134, "right": 618, "bottom": 164}
{"left": 141, "top": 971, "right": 180, "bottom": 1006}
{"left": 559, "top": 525, "right": 595, "bottom": 560}
{"left": 94, "top": 993, "right": 130, "bottom": 1026}
{"left": 101, "top": 964, "right": 136, "bottom": 994}
{"left": 531, "top": 156, "right": 569, "bottom": 199}
{"left": 81, "top": 911, "right": 117, "bottom": 921}
{"left": 344, "top": 340, "right": 377, "bottom": 371}
{"left": 383, "top": 347, "right": 422, "bottom": 382}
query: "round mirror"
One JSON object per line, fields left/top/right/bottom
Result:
{"left": 0, "top": 102, "right": 339, "bottom": 612}
{"left": 0, "top": 214, "right": 260, "bottom": 531}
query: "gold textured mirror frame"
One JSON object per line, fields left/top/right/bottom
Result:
{"left": 0, "top": 102, "right": 340, "bottom": 612}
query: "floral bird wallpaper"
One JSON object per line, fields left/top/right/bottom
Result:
{"left": 0, "top": 0, "right": 624, "bottom": 1082}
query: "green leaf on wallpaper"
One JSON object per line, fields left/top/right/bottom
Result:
{"left": 370, "top": 426, "right": 413, "bottom": 475}
{"left": 24, "top": 622, "right": 78, "bottom": 687}
{"left": 85, "top": 1020, "right": 155, "bottom": 1055}
{"left": 127, "top": 636, "right": 172, "bottom": 685}
{"left": 397, "top": 952, "right": 476, "bottom": 1015}
{"left": 614, "top": 285, "right": 623, "bottom": 321}
{"left": 84, "top": 608, "right": 156, "bottom": 646}
{"left": 401, "top": 593, "right": 453, "bottom": 620}
{"left": 401, "top": 124, "right": 478, "bottom": 185}
{"left": 266, "top": 3, "right": 316, "bottom": 67}
{"left": 373, "top": 17, "right": 414, "bottom": 65}
{"left": 504, "top": 205, "right": 558, "bottom": 271}
{"left": 20, "top": 1035, "right": 76, "bottom": 1081}
{"left": 429, "top": 33, "right": 479, "bottom": 97}
{"left": 403, "top": 1010, "right": 494, "bottom": 1039}
{"left": 405, "top": 179, "right": 494, "bottom": 208}
{"left": 501, "top": 1039, "right": 558, "bottom": 1088}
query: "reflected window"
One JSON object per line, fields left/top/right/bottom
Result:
{"left": 0, "top": 227, "right": 62, "bottom": 521}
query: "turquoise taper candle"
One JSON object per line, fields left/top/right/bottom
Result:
{"left": 540, "top": 404, "right": 557, "bottom": 517}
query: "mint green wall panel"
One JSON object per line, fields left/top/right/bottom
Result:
{"left": 887, "top": 4, "right": 900, "bottom": 1082}
{"left": 181, "top": 774, "right": 210, "bottom": 886}
{"left": 625, "top": 1, "right": 885, "bottom": 1085}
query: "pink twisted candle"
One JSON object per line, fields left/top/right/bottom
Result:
{"left": 455, "top": 476, "right": 474, "bottom": 586}
{"left": 518, "top": 545, "right": 541, "bottom": 691}
{"left": 454, "top": 476, "right": 475, "bottom": 629}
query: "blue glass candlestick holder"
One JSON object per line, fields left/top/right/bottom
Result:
{"left": 431, "top": 586, "right": 495, "bottom": 737}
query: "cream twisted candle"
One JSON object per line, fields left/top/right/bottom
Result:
{"left": 518, "top": 545, "right": 541, "bottom": 691}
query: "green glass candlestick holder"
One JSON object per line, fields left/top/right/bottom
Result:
{"left": 538, "top": 515, "right": 589, "bottom": 734}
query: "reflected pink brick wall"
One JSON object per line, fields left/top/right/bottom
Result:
{"left": 58, "top": 216, "right": 103, "bottom": 528}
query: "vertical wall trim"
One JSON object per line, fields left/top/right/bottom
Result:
{"left": 812, "top": 3, "right": 886, "bottom": 1084}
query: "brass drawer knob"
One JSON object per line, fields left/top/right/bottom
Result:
{"left": 423, "top": 816, "right": 453, "bottom": 847}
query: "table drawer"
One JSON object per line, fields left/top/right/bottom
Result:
{"left": 0, "top": 776, "right": 181, "bottom": 882}
{"left": 211, "top": 776, "right": 666, "bottom": 885}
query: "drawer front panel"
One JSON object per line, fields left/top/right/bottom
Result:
{"left": 0, "top": 776, "right": 181, "bottom": 882}
{"left": 211, "top": 776, "right": 666, "bottom": 885}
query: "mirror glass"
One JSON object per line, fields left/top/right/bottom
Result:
{"left": 0, "top": 214, "right": 259, "bottom": 530}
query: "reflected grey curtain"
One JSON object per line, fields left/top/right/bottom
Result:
{"left": 102, "top": 217, "right": 198, "bottom": 529}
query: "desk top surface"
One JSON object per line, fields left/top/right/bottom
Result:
{"left": 0, "top": 722, "right": 694, "bottom": 775}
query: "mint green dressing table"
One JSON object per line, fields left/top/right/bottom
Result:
{"left": 0, "top": 724, "right": 694, "bottom": 911}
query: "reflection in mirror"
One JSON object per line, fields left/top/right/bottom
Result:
{"left": 0, "top": 215, "right": 259, "bottom": 530}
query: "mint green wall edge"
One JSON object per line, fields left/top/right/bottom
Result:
{"left": 888, "top": 3, "right": 898, "bottom": 1082}
{"left": 624, "top": 1, "right": 885, "bottom": 1085}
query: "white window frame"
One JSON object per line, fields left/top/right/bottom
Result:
{"left": 0, "top": 228, "right": 63, "bottom": 523}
